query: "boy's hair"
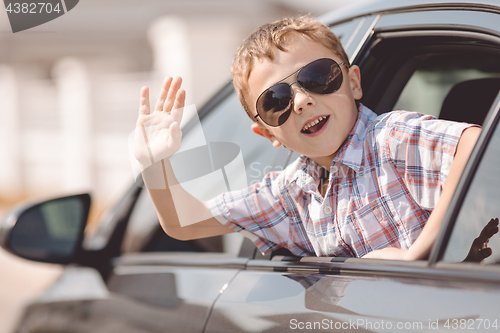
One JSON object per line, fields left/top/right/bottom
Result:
{"left": 231, "top": 16, "right": 350, "bottom": 119}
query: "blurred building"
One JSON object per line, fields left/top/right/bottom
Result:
{"left": 0, "top": 0, "right": 344, "bottom": 211}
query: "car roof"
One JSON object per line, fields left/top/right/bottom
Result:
{"left": 320, "top": 0, "right": 500, "bottom": 25}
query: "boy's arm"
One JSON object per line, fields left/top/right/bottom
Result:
{"left": 363, "top": 126, "right": 481, "bottom": 260}
{"left": 146, "top": 161, "right": 233, "bottom": 241}
{"left": 135, "top": 77, "right": 233, "bottom": 241}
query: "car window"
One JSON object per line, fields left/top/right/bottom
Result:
{"left": 358, "top": 34, "right": 500, "bottom": 121}
{"left": 443, "top": 109, "right": 500, "bottom": 264}
{"left": 394, "top": 54, "right": 500, "bottom": 118}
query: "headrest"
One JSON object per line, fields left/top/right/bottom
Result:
{"left": 439, "top": 78, "right": 500, "bottom": 125}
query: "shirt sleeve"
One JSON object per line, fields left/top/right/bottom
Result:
{"left": 384, "top": 111, "right": 478, "bottom": 210}
{"left": 207, "top": 171, "right": 291, "bottom": 254}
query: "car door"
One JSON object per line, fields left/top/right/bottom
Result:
{"left": 204, "top": 5, "right": 500, "bottom": 333}
{"left": 203, "top": 95, "right": 500, "bottom": 333}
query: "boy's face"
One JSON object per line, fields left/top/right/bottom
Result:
{"left": 246, "top": 35, "right": 363, "bottom": 169}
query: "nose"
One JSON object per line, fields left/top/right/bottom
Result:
{"left": 291, "top": 82, "right": 314, "bottom": 114}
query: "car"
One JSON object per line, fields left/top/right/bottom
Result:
{"left": 2, "top": 0, "right": 500, "bottom": 332}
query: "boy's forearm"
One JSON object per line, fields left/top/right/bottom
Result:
{"left": 405, "top": 126, "right": 481, "bottom": 260}
{"left": 145, "top": 160, "right": 233, "bottom": 241}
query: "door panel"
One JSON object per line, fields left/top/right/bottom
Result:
{"left": 206, "top": 265, "right": 500, "bottom": 333}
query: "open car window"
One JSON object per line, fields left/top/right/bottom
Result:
{"left": 359, "top": 33, "right": 500, "bottom": 123}
{"left": 394, "top": 53, "right": 500, "bottom": 120}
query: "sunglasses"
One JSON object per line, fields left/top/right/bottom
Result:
{"left": 254, "top": 58, "right": 346, "bottom": 127}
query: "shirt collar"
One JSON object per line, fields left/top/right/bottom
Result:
{"left": 331, "top": 104, "right": 377, "bottom": 172}
{"left": 289, "top": 155, "right": 322, "bottom": 191}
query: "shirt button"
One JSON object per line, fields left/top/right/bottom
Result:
{"left": 324, "top": 206, "right": 332, "bottom": 214}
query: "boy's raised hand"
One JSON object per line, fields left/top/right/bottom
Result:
{"left": 134, "top": 77, "right": 186, "bottom": 168}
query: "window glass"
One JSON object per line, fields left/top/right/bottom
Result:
{"left": 443, "top": 112, "right": 500, "bottom": 264}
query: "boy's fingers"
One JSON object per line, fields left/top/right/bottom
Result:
{"left": 478, "top": 247, "right": 493, "bottom": 261}
{"left": 167, "top": 122, "right": 182, "bottom": 154}
{"left": 482, "top": 247, "right": 493, "bottom": 258}
{"left": 479, "top": 218, "right": 500, "bottom": 240}
{"left": 169, "top": 121, "right": 181, "bottom": 136}
{"left": 163, "top": 76, "right": 183, "bottom": 113}
{"left": 171, "top": 89, "right": 186, "bottom": 123}
{"left": 154, "top": 77, "right": 173, "bottom": 112}
{"left": 173, "top": 88, "right": 186, "bottom": 111}
{"left": 138, "top": 86, "right": 150, "bottom": 117}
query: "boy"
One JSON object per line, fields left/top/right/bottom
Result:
{"left": 134, "top": 16, "right": 491, "bottom": 261}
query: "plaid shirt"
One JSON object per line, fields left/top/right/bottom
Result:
{"left": 208, "top": 105, "right": 474, "bottom": 257}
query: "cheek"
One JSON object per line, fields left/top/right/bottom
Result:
{"left": 326, "top": 99, "right": 358, "bottom": 131}
{"left": 273, "top": 127, "right": 291, "bottom": 141}
{"left": 342, "top": 108, "right": 358, "bottom": 128}
{"left": 273, "top": 124, "right": 299, "bottom": 143}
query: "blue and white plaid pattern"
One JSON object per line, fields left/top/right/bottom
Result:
{"left": 208, "top": 105, "right": 475, "bottom": 257}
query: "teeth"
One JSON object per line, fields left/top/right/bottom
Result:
{"left": 302, "top": 116, "right": 326, "bottom": 131}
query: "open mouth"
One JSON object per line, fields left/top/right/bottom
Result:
{"left": 301, "top": 116, "right": 329, "bottom": 134}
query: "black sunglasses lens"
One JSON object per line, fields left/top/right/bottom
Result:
{"left": 297, "top": 58, "right": 343, "bottom": 94}
{"left": 256, "top": 83, "right": 293, "bottom": 126}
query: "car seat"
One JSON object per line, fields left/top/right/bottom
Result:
{"left": 439, "top": 78, "right": 500, "bottom": 125}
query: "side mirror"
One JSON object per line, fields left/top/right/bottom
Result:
{"left": 0, "top": 194, "right": 90, "bottom": 264}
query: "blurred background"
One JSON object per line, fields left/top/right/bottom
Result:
{"left": 0, "top": 0, "right": 357, "bottom": 331}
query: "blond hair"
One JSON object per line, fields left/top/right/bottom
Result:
{"left": 231, "top": 16, "right": 349, "bottom": 119}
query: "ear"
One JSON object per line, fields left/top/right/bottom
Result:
{"left": 251, "top": 123, "right": 283, "bottom": 147}
{"left": 347, "top": 65, "right": 363, "bottom": 100}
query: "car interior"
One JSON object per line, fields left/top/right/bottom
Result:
{"left": 439, "top": 77, "right": 500, "bottom": 125}
{"left": 358, "top": 34, "right": 500, "bottom": 122}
